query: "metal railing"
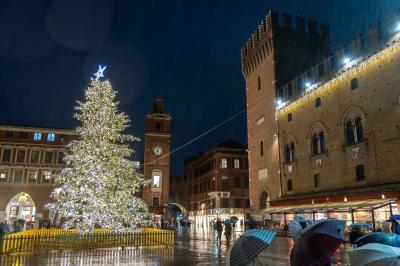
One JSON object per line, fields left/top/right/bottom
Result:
{"left": 0, "top": 228, "right": 174, "bottom": 255}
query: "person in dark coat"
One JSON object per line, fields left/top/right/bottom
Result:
{"left": 349, "top": 227, "right": 363, "bottom": 248}
{"left": 224, "top": 222, "right": 232, "bottom": 242}
{"left": 215, "top": 219, "right": 223, "bottom": 243}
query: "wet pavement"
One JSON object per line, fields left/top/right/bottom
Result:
{"left": 0, "top": 227, "right": 351, "bottom": 265}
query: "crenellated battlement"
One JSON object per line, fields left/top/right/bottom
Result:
{"left": 241, "top": 10, "right": 329, "bottom": 61}
{"left": 241, "top": 10, "right": 330, "bottom": 80}
{"left": 275, "top": 9, "right": 400, "bottom": 110}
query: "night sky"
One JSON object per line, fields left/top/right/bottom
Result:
{"left": 0, "top": 0, "right": 399, "bottom": 175}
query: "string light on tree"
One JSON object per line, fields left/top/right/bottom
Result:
{"left": 49, "top": 65, "right": 150, "bottom": 233}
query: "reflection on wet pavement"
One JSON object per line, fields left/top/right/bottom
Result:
{"left": 0, "top": 227, "right": 351, "bottom": 265}
{"left": 0, "top": 227, "right": 228, "bottom": 266}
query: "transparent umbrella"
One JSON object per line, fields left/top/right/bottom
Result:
{"left": 348, "top": 243, "right": 400, "bottom": 265}
{"left": 290, "top": 219, "right": 345, "bottom": 266}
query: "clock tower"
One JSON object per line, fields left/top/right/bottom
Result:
{"left": 143, "top": 99, "right": 171, "bottom": 213}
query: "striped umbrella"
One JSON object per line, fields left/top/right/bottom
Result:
{"left": 228, "top": 229, "right": 276, "bottom": 266}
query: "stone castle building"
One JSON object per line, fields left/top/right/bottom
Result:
{"left": 0, "top": 125, "right": 76, "bottom": 222}
{"left": 242, "top": 10, "right": 400, "bottom": 228}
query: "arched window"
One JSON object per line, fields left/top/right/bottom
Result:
{"left": 311, "top": 132, "right": 325, "bottom": 155}
{"left": 355, "top": 117, "right": 363, "bottom": 142}
{"left": 319, "top": 132, "right": 325, "bottom": 153}
{"left": 285, "top": 142, "right": 295, "bottom": 163}
{"left": 345, "top": 120, "right": 355, "bottom": 144}
{"left": 311, "top": 134, "right": 319, "bottom": 155}
{"left": 285, "top": 144, "right": 290, "bottom": 162}
{"left": 290, "top": 143, "right": 295, "bottom": 162}
{"left": 345, "top": 117, "right": 364, "bottom": 144}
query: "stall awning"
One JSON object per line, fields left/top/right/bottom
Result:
{"left": 258, "top": 199, "right": 395, "bottom": 215}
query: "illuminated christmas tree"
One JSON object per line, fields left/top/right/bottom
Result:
{"left": 51, "top": 66, "right": 149, "bottom": 233}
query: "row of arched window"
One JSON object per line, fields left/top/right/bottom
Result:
{"left": 283, "top": 116, "right": 364, "bottom": 163}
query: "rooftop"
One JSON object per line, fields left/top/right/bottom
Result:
{"left": 0, "top": 124, "right": 77, "bottom": 134}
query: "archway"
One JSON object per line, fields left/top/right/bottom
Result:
{"left": 5, "top": 192, "right": 36, "bottom": 222}
{"left": 259, "top": 191, "right": 269, "bottom": 210}
{"left": 167, "top": 202, "right": 187, "bottom": 218}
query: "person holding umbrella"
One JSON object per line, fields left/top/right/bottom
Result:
{"left": 227, "top": 229, "right": 276, "bottom": 266}
{"left": 349, "top": 227, "right": 363, "bottom": 248}
{"left": 290, "top": 219, "right": 345, "bottom": 266}
{"left": 387, "top": 215, "right": 400, "bottom": 235}
{"left": 215, "top": 218, "right": 223, "bottom": 244}
{"left": 225, "top": 221, "right": 232, "bottom": 242}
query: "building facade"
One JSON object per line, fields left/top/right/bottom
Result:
{"left": 142, "top": 99, "right": 172, "bottom": 215}
{"left": 0, "top": 125, "right": 76, "bottom": 223}
{"left": 242, "top": 10, "right": 330, "bottom": 213}
{"left": 243, "top": 10, "right": 400, "bottom": 229}
{"left": 186, "top": 140, "right": 250, "bottom": 226}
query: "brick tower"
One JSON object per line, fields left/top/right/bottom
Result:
{"left": 143, "top": 99, "right": 171, "bottom": 213}
{"left": 241, "top": 11, "right": 330, "bottom": 213}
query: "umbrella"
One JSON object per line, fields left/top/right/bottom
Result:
{"left": 350, "top": 223, "right": 371, "bottom": 230}
{"left": 293, "top": 216, "right": 306, "bottom": 222}
{"left": 223, "top": 219, "right": 235, "bottom": 224}
{"left": 0, "top": 222, "right": 11, "bottom": 235}
{"left": 348, "top": 243, "right": 400, "bottom": 266}
{"left": 230, "top": 216, "right": 239, "bottom": 222}
{"left": 387, "top": 215, "right": 400, "bottom": 223}
{"left": 228, "top": 229, "right": 276, "bottom": 266}
{"left": 288, "top": 220, "right": 304, "bottom": 239}
{"left": 356, "top": 232, "right": 400, "bottom": 248}
{"left": 290, "top": 219, "right": 345, "bottom": 266}
{"left": 288, "top": 216, "right": 309, "bottom": 238}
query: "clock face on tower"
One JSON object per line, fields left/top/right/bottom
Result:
{"left": 153, "top": 146, "right": 163, "bottom": 156}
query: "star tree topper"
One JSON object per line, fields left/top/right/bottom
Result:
{"left": 93, "top": 65, "right": 107, "bottom": 81}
